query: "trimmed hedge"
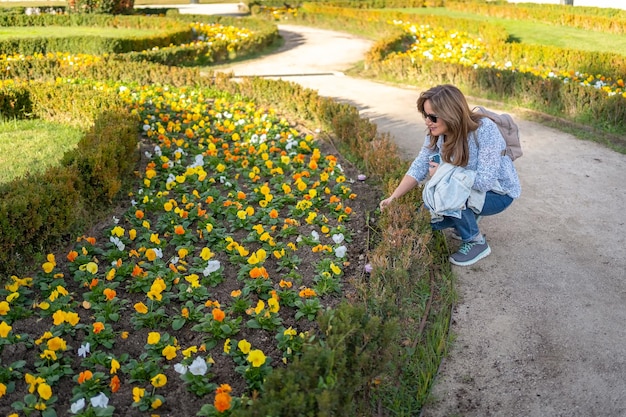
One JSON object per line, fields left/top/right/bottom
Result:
{"left": 0, "top": 14, "right": 193, "bottom": 55}
{"left": 0, "top": 83, "right": 137, "bottom": 276}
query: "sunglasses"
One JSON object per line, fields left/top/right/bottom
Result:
{"left": 423, "top": 113, "right": 438, "bottom": 124}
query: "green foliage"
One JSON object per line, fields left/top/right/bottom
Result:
{"left": 0, "top": 166, "right": 83, "bottom": 276}
{"left": 0, "top": 15, "right": 193, "bottom": 55}
{"left": 234, "top": 303, "right": 399, "bottom": 417}
{"left": 0, "top": 86, "right": 32, "bottom": 119}
{"left": 69, "top": 0, "right": 134, "bottom": 15}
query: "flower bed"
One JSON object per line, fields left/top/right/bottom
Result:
{"left": 388, "top": 20, "right": 626, "bottom": 98}
{"left": 0, "top": 81, "right": 373, "bottom": 416}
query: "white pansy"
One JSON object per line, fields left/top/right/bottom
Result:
{"left": 189, "top": 154, "right": 204, "bottom": 169}
{"left": 332, "top": 233, "right": 344, "bottom": 244}
{"left": 78, "top": 342, "right": 90, "bottom": 358}
{"left": 110, "top": 236, "right": 125, "bottom": 251}
{"left": 203, "top": 260, "right": 221, "bottom": 277}
{"left": 90, "top": 392, "right": 109, "bottom": 408}
{"left": 189, "top": 357, "right": 208, "bottom": 376}
{"left": 334, "top": 245, "right": 347, "bottom": 258}
{"left": 311, "top": 231, "right": 319, "bottom": 242}
{"left": 70, "top": 398, "right": 86, "bottom": 414}
{"left": 174, "top": 363, "right": 188, "bottom": 375}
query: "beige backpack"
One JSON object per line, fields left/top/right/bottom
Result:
{"left": 473, "top": 106, "right": 523, "bottom": 161}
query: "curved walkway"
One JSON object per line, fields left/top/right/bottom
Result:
{"left": 164, "top": 5, "right": 626, "bottom": 416}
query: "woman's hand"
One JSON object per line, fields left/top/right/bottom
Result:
{"left": 428, "top": 161, "right": 440, "bottom": 178}
{"left": 379, "top": 196, "right": 395, "bottom": 211}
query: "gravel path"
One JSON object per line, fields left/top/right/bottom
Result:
{"left": 166, "top": 5, "right": 626, "bottom": 415}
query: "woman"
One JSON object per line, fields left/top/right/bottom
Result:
{"left": 379, "top": 84, "right": 521, "bottom": 266}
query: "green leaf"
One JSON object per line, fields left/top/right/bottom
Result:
{"left": 109, "top": 313, "right": 120, "bottom": 322}
{"left": 94, "top": 406, "right": 116, "bottom": 417}
{"left": 42, "top": 408, "right": 58, "bottom": 417}
{"left": 172, "top": 318, "right": 186, "bottom": 331}
{"left": 246, "top": 319, "right": 261, "bottom": 329}
{"left": 11, "top": 401, "right": 25, "bottom": 410}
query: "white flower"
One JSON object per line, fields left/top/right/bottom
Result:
{"left": 70, "top": 398, "right": 86, "bottom": 413}
{"left": 90, "top": 392, "right": 109, "bottom": 408}
{"left": 189, "top": 154, "right": 204, "bottom": 168}
{"left": 334, "top": 245, "right": 347, "bottom": 258}
{"left": 174, "top": 363, "right": 188, "bottom": 375}
{"left": 332, "top": 233, "right": 344, "bottom": 244}
{"left": 110, "top": 236, "right": 125, "bottom": 251}
{"left": 311, "top": 231, "right": 320, "bottom": 242}
{"left": 112, "top": 216, "right": 119, "bottom": 224}
{"left": 153, "top": 248, "right": 163, "bottom": 259}
{"left": 203, "top": 260, "right": 221, "bottom": 276}
{"left": 189, "top": 357, "right": 208, "bottom": 376}
{"left": 78, "top": 342, "right": 90, "bottom": 358}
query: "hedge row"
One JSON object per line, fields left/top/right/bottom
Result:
{"left": 445, "top": 0, "right": 626, "bottom": 35}
{"left": 0, "top": 14, "right": 193, "bottom": 55}
{"left": 296, "top": 3, "right": 509, "bottom": 43}
{"left": 248, "top": 0, "right": 443, "bottom": 8}
{"left": 0, "top": 19, "right": 278, "bottom": 79}
{"left": 0, "top": 82, "right": 137, "bottom": 276}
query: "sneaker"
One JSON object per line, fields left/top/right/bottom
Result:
{"left": 449, "top": 238, "right": 491, "bottom": 266}
{"left": 451, "top": 215, "right": 482, "bottom": 241}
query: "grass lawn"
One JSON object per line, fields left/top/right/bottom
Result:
{"left": 393, "top": 7, "right": 626, "bottom": 56}
{"left": 0, "top": 119, "right": 83, "bottom": 184}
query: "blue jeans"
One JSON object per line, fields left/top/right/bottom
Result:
{"left": 430, "top": 191, "right": 514, "bottom": 242}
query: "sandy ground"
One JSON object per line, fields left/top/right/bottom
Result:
{"left": 162, "top": 5, "right": 626, "bottom": 416}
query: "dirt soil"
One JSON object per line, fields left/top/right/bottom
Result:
{"left": 196, "top": 5, "right": 626, "bottom": 417}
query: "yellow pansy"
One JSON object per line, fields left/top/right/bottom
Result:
{"left": 147, "top": 332, "right": 161, "bottom": 345}
{"left": 247, "top": 349, "right": 267, "bottom": 367}
{"left": 237, "top": 339, "right": 251, "bottom": 354}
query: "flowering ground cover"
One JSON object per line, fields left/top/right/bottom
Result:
{"left": 388, "top": 20, "right": 626, "bottom": 98}
{"left": 0, "top": 79, "right": 378, "bottom": 416}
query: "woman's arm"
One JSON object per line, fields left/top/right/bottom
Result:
{"left": 379, "top": 175, "right": 419, "bottom": 210}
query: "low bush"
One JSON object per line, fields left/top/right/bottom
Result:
{"left": 0, "top": 83, "right": 137, "bottom": 276}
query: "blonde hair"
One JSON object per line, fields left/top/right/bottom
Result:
{"left": 416, "top": 84, "right": 484, "bottom": 167}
